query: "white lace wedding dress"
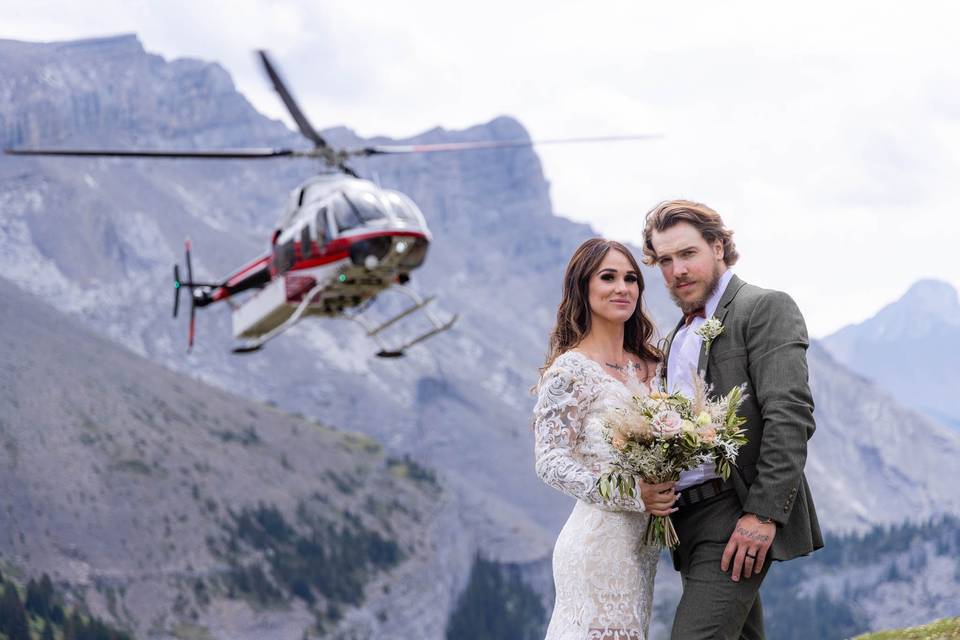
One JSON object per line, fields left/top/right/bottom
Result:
{"left": 534, "top": 350, "right": 659, "bottom": 640}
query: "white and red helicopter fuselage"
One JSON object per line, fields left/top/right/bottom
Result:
{"left": 186, "top": 173, "right": 449, "bottom": 355}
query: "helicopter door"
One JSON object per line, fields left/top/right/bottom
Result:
{"left": 274, "top": 238, "right": 296, "bottom": 273}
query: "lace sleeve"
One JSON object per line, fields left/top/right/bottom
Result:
{"left": 533, "top": 357, "right": 645, "bottom": 512}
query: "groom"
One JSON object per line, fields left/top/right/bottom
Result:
{"left": 643, "top": 200, "right": 822, "bottom": 639}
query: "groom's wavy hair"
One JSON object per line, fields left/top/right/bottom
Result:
{"left": 540, "top": 238, "right": 661, "bottom": 378}
{"left": 642, "top": 200, "right": 739, "bottom": 266}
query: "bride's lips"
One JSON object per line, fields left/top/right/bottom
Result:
{"left": 611, "top": 298, "right": 632, "bottom": 305}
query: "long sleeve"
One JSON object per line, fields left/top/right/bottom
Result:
{"left": 533, "top": 358, "right": 645, "bottom": 512}
{"left": 741, "top": 291, "right": 816, "bottom": 525}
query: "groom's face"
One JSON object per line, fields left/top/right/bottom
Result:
{"left": 649, "top": 222, "right": 727, "bottom": 314}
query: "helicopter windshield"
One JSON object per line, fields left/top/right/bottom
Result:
{"left": 384, "top": 191, "right": 426, "bottom": 228}
{"left": 345, "top": 192, "right": 386, "bottom": 222}
{"left": 331, "top": 191, "right": 385, "bottom": 233}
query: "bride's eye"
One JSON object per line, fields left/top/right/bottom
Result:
{"left": 600, "top": 274, "right": 615, "bottom": 281}
{"left": 625, "top": 275, "right": 638, "bottom": 283}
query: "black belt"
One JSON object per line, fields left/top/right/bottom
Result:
{"left": 675, "top": 478, "right": 734, "bottom": 509}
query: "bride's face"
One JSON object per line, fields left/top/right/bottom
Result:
{"left": 588, "top": 250, "right": 640, "bottom": 325}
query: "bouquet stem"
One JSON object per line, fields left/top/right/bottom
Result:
{"left": 644, "top": 514, "right": 680, "bottom": 549}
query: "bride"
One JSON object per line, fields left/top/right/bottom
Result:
{"left": 534, "top": 238, "right": 677, "bottom": 640}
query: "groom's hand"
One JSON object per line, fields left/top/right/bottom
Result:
{"left": 721, "top": 513, "right": 776, "bottom": 581}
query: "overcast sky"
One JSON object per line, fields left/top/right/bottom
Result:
{"left": 3, "top": 1, "right": 959, "bottom": 336}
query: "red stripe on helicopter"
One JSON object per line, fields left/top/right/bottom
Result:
{"left": 225, "top": 256, "right": 271, "bottom": 287}
{"left": 204, "top": 229, "right": 427, "bottom": 303}
{"left": 288, "top": 230, "right": 427, "bottom": 272}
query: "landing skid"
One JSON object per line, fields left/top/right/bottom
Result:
{"left": 232, "top": 343, "right": 264, "bottom": 354}
{"left": 232, "top": 283, "right": 456, "bottom": 356}
{"left": 347, "top": 284, "right": 457, "bottom": 358}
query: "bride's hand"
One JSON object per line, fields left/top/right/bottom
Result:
{"left": 639, "top": 480, "right": 677, "bottom": 517}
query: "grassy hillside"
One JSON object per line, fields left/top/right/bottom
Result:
{"left": 854, "top": 616, "right": 960, "bottom": 639}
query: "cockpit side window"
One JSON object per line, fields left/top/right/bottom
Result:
{"left": 300, "top": 223, "right": 312, "bottom": 259}
{"left": 332, "top": 194, "right": 362, "bottom": 233}
{"left": 315, "top": 206, "right": 329, "bottom": 245}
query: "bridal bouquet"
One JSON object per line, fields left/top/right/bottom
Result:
{"left": 596, "top": 376, "right": 748, "bottom": 549}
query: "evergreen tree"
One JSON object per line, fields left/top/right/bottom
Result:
{"left": 26, "top": 574, "right": 54, "bottom": 618}
{"left": 445, "top": 555, "right": 546, "bottom": 640}
{"left": 63, "top": 609, "right": 84, "bottom": 640}
{"left": 50, "top": 601, "right": 66, "bottom": 624}
{"left": 41, "top": 619, "right": 56, "bottom": 640}
{"left": 0, "top": 584, "right": 31, "bottom": 640}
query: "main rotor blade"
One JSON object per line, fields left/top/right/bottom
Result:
{"left": 352, "top": 134, "right": 662, "bottom": 157}
{"left": 257, "top": 50, "right": 328, "bottom": 149}
{"left": 4, "top": 147, "right": 302, "bottom": 159}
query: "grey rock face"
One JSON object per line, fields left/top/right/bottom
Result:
{"left": 823, "top": 279, "right": 960, "bottom": 429}
{"left": 805, "top": 342, "right": 960, "bottom": 530}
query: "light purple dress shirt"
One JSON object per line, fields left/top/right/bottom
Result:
{"left": 667, "top": 269, "right": 734, "bottom": 491}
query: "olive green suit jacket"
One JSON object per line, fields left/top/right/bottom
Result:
{"left": 663, "top": 274, "right": 823, "bottom": 562}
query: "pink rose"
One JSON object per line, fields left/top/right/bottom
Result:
{"left": 651, "top": 410, "right": 683, "bottom": 438}
{"left": 699, "top": 426, "right": 718, "bottom": 444}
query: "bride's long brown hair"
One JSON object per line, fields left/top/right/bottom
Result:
{"left": 540, "top": 238, "right": 662, "bottom": 377}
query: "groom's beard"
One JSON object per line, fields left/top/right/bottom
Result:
{"left": 670, "top": 264, "right": 723, "bottom": 315}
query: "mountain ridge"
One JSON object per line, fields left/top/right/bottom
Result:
{"left": 824, "top": 279, "right": 960, "bottom": 428}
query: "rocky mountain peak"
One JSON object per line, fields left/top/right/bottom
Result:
{"left": 896, "top": 279, "right": 960, "bottom": 322}
{"left": 0, "top": 32, "right": 291, "bottom": 150}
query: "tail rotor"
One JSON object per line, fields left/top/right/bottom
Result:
{"left": 186, "top": 239, "right": 197, "bottom": 351}
{"left": 173, "top": 264, "right": 182, "bottom": 318}
{"left": 172, "top": 238, "right": 200, "bottom": 352}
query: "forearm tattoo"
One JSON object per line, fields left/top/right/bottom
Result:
{"left": 736, "top": 526, "right": 770, "bottom": 543}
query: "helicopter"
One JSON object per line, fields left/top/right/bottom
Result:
{"left": 4, "top": 51, "right": 658, "bottom": 357}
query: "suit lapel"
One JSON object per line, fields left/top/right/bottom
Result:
{"left": 697, "top": 274, "right": 747, "bottom": 378}
{"left": 660, "top": 318, "right": 685, "bottom": 391}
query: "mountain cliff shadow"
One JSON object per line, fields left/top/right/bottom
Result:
{"left": 415, "top": 376, "right": 477, "bottom": 410}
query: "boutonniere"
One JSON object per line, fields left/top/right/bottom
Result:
{"left": 695, "top": 317, "right": 725, "bottom": 356}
